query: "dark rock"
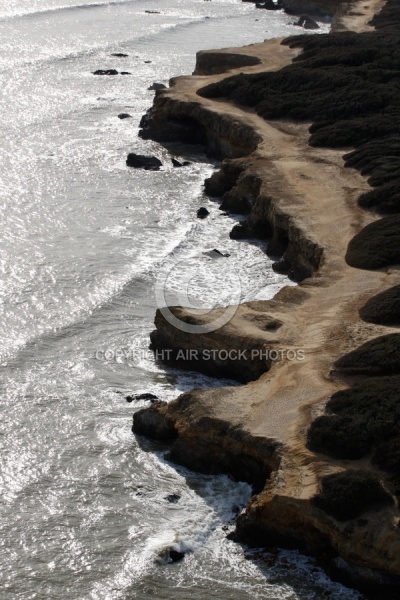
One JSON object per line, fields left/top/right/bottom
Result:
{"left": 118, "top": 113, "right": 131, "bottom": 119}
{"left": 93, "top": 69, "right": 118, "bottom": 75}
{"left": 144, "top": 61, "right": 152, "bottom": 63}
{"left": 132, "top": 402, "right": 177, "bottom": 440}
{"left": 171, "top": 158, "right": 191, "bottom": 168}
{"left": 148, "top": 82, "right": 167, "bottom": 91}
{"left": 204, "top": 249, "right": 230, "bottom": 258}
{"left": 197, "top": 207, "right": 210, "bottom": 219}
{"left": 169, "top": 549, "right": 185, "bottom": 562}
{"left": 295, "top": 15, "right": 320, "bottom": 29}
{"left": 145, "top": 10, "right": 160, "bottom": 14}
{"left": 126, "top": 393, "right": 159, "bottom": 403}
{"left": 256, "top": 1, "right": 282, "bottom": 9}
{"left": 230, "top": 224, "right": 250, "bottom": 239}
{"left": 165, "top": 493, "right": 181, "bottom": 503}
{"left": 135, "top": 393, "right": 159, "bottom": 401}
{"left": 126, "top": 153, "right": 162, "bottom": 170}
{"left": 111, "top": 53, "right": 129, "bottom": 57}
{"left": 120, "top": 71, "right": 132, "bottom": 75}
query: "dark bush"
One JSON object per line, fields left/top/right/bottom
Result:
{"left": 335, "top": 334, "right": 400, "bottom": 376}
{"left": 307, "top": 377, "right": 400, "bottom": 460}
{"left": 373, "top": 439, "right": 400, "bottom": 473}
{"left": 313, "top": 470, "right": 392, "bottom": 521}
{"left": 345, "top": 216, "right": 400, "bottom": 270}
{"left": 360, "top": 285, "right": 400, "bottom": 325}
{"left": 371, "top": 0, "right": 400, "bottom": 31}
{"left": 198, "top": 24, "right": 400, "bottom": 226}
{"left": 307, "top": 415, "right": 370, "bottom": 459}
{"left": 358, "top": 183, "right": 400, "bottom": 214}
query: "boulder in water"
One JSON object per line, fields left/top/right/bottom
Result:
{"left": 111, "top": 53, "right": 129, "bottom": 57}
{"left": 135, "top": 393, "right": 159, "bottom": 401}
{"left": 168, "top": 549, "right": 185, "bottom": 563}
{"left": 118, "top": 113, "right": 131, "bottom": 119}
{"left": 171, "top": 158, "right": 191, "bottom": 168}
{"left": 120, "top": 71, "right": 132, "bottom": 75}
{"left": 93, "top": 69, "right": 118, "bottom": 75}
{"left": 204, "top": 248, "right": 230, "bottom": 258}
{"left": 197, "top": 207, "right": 210, "bottom": 219}
{"left": 126, "top": 153, "right": 162, "bottom": 170}
{"left": 295, "top": 15, "right": 320, "bottom": 29}
{"left": 165, "top": 493, "right": 181, "bottom": 503}
{"left": 148, "top": 82, "right": 167, "bottom": 91}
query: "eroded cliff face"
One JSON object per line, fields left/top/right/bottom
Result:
{"left": 132, "top": 14, "right": 400, "bottom": 596}
{"left": 139, "top": 91, "right": 261, "bottom": 159}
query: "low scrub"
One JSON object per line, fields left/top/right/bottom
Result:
{"left": 345, "top": 216, "right": 400, "bottom": 270}
{"left": 360, "top": 285, "right": 400, "bottom": 326}
{"left": 313, "top": 470, "right": 392, "bottom": 521}
{"left": 307, "top": 377, "right": 400, "bottom": 460}
{"left": 335, "top": 334, "right": 400, "bottom": 376}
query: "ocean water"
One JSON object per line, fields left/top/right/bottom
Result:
{"left": 0, "top": 1, "right": 361, "bottom": 598}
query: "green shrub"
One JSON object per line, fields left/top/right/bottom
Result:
{"left": 313, "top": 470, "right": 392, "bottom": 521}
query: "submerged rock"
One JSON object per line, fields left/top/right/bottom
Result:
{"left": 148, "top": 82, "right": 167, "bottom": 91}
{"left": 203, "top": 248, "right": 230, "bottom": 258}
{"left": 111, "top": 52, "right": 129, "bottom": 57}
{"left": 125, "top": 393, "right": 159, "bottom": 402}
{"left": 126, "top": 153, "right": 162, "bottom": 170}
{"left": 120, "top": 71, "right": 132, "bottom": 75}
{"left": 118, "top": 113, "right": 131, "bottom": 119}
{"left": 93, "top": 69, "right": 118, "bottom": 75}
{"left": 168, "top": 549, "right": 185, "bottom": 563}
{"left": 165, "top": 493, "right": 181, "bottom": 503}
{"left": 135, "top": 393, "right": 159, "bottom": 401}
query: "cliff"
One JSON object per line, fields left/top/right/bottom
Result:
{"left": 133, "top": 0, "right": 400, "bottom": 595}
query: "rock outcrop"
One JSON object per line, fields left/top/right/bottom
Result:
{"left": 132, "top": 2, "right": 400, "bottom": 594}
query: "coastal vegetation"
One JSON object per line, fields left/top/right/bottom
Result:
{"left": 345, "top": 216, "right": 400, "bottom": 270}
{"left": 359, "top": 285, "right": 400, "bottom": 326}
{"left": 313, "top": 470, "right": 392, "bottom": 521}
{"left": 307, "top": 376, "right": 400, "bottom": 461}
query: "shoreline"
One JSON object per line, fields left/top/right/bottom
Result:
{"left": 133, "top": 0, "right": 400, "bottom": 595}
